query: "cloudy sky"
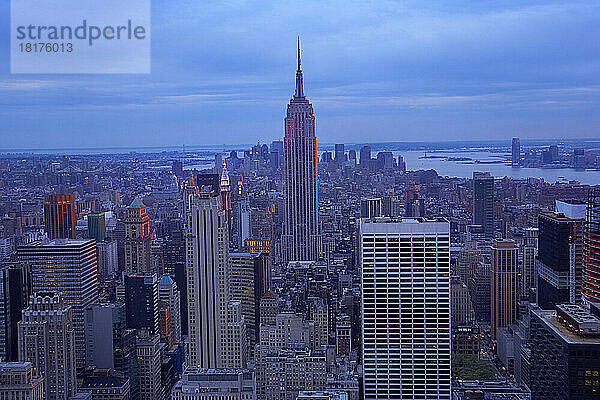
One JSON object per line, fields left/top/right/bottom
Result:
{"left": 1, "top": 0, "right": 599, "bottom": 149}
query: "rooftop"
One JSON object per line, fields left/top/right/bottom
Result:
{"left": 128, "top": 197, "right": 145, "bottom": 209}
{"left": 534, "top": 309, "right": 600, "bottom": 345}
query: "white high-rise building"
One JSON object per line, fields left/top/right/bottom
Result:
{"left": 185, "top": 182, "right": 246, "bottom": 369}
{"left": 360, "top": 217, "right": 451, "bottom": 400}
{"left": 186, "top": 189, "right": 228, "bottom": 368}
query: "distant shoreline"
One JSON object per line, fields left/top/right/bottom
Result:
{"left": 1, "top": 138, "right": 600, "bottom": 156}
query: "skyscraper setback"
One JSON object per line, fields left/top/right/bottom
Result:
{"left": 282, "top": 39, "right": 321, "bottom": 262}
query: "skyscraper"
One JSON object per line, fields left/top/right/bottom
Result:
{"left": 87, "top": 212, "right": 106, "bottom": 242}
{"left": 360, "top": 198, "right": 382, "bottom": 218}
{"left": 229, "top": 252, "right": 271, "bottom": 347}
{"left": 282, "top": 38, "right": 321, "bottom": 262}
{"left": 511, "top": 137, "right": 520, "bottom": 167}
{"left": 360, "top": 217, "right": 451, "bottom": 400}
{"left": 18, "top": 239, "right": 98, "bottom": 373}
{"left": 473, "top": 172, "right": 495, "bottom": 239}
{"left": 584, "top": 188, "right": 600, "bottom": 304}
{"left": 334, "top": 143, "right": 346, "bottom": 162}
{"left": 158, "top": 273, "right": 182, "bottom": 348}
{"left": 124, "top": 198, "right": 151, "bottom": 274}
{"left": 359, "top": 146, "right": 371, "bottom": 166}
{"left": 537, "top": 201, "right": 585, "bottom": 309}
{"left": 220, "top": 162, "right": 232, "bottom": 227}
{"left": 18, "top": 293, "right": 77, "bottom": 400}
{"left": 530, "top": 304, "right": 600, "bottom": 400}
{"left": 490, "top": 239, "right": 519, "bottom": 340}
{"left": 0, "top": 262, "right": 31, "bottom": 362}
{"left": 135, "top": 330, "right": 162, "bottom": 400}
{"left": 124, "top": 273, "right": 159, "bottom": 335}
{"left": 186, "top": 189, "right": 229, "bottom": 368}
{"left": 44, "top": 194, "right": 76, "bottom": 240}
{"left": 237, "top": 199, "right": 251, "bottom": 248}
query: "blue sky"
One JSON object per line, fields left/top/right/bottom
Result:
{"left": 1, "top": 0, "right": 600, "bottom": 149}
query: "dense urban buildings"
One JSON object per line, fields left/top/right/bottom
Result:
{"left": 1, "top": 133, "right": 599, "bottom": 399}
{"left": 1, "top": 41, "right": 600, "bottom": 400}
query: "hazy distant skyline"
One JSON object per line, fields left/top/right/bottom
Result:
{"left": 1, "top": 0, "right": 600, "bottom": 149}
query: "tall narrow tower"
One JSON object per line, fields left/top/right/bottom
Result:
{"left": 124, "top": 198, "right": 151, "bottom": 274}
{"left": 282, "top": 38, "right": 321, "bottom": 262}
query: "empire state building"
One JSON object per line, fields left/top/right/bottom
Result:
{"left": 282, "top": 38, "right": 321, "bottom": 262}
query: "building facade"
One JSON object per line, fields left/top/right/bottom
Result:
{"left": 0, "top": 262, "right": 31, "bottom": 362}
{"left": 158, "top": 274, "right": 182, "bottom": 348}
{"left": 0, "top": 362, "right": 44, "bottom": 400}
{"left": 530, "top": 304, "right": 600, "bottom": 400}
{"left": 473, "top": 172, "right": 495, "bottom": 239}
{"left": 360, "top": 217, "right": 451, "bottom": 399}
{"left": 18, "top": 239, "right": 98, "bottom": 373}
{"left": 186, "top": 188, "right": 229, "bottom": 368}
{"left": 124, "top": 273, "right": 159, "bottom": 335}
{"left": 171, "top": 367, "right": 256, "bottom": 400}
{"left": 124, "top": 198, "right": 151, "bottom": 274}
{"left": 44, "top": 194, "right": 76, "bottom": 240}
{"left": 584, "top": 188, "right": 600, "bottom": 303}
{"left": 18, "top": 293, "right": 76, "bottom": 400}
{"left": 490, "top": 239, "right": 519, "bottom": 340}
{"left": 537, "top": 202, "right": 585, "bottom": 309}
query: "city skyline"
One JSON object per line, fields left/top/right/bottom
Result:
{"left": 2, "top": 2, "right": 600, "bottom": 398}
{"left": 2, "top": 1, "right": 600, "bottom": 148}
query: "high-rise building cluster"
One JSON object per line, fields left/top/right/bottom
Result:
{"left": 1, "top": 42, "right": 600, "bottom": 400}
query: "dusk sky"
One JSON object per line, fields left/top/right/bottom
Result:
{"left": 1, "top": 0, "right": 600, "bottom": 149}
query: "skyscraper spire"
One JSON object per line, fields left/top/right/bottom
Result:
{"left": 295, "top": 36, "right": 304, "bottom": 98}
{"left": 297, "top": 35, "right": 301, "bottom": 71}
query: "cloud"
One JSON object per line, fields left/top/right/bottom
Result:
{"left": 1, "top": 0, "right": 599, "bottom": 146}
